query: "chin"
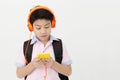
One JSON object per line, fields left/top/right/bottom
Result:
{"left": 39, "top": 37, "right": 49, "bottom": 41}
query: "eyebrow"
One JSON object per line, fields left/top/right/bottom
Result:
{"left": 44, "top": 23, "right": 50, "bottom": 26}
{"left": 34, "top": 24, "right": 41, "bottom": 27}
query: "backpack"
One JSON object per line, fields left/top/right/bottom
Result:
{"left": 23, "top": 39, "right": 69, "bottom": 80}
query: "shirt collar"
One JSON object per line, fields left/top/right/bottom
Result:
{"left": 30, "top": 35, "right": 59, "bottom": 45}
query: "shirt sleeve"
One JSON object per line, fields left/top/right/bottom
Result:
{"left": 61, "top": 42, "right": 72, "bottom": 65}
{"left": 15, "top": 43, "right": 26, "bottom": 68}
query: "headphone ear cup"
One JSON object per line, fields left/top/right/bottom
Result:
{"left": 51, "top": 17, "right": 56, "bottom": 28}
{"left": 27, "top": 22, "right": 33, "bottom": 32}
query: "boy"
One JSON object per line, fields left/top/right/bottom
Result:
{"left": 16, "top": 5, "right": 72, "bottom": 80}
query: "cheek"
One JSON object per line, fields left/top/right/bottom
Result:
{"left": 47, "top": 30, "right": 51, "bottom": 34}
{"left": 33, "top": 30, "right": 39, "bottom": 36}
{"left": 48, "top": 28, "right": 51, "bottom": 32}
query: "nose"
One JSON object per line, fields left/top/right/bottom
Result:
{"left": 41, "top": 28, "right": 46, "bottom": 34}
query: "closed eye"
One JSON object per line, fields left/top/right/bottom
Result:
{"left": 36, "top": 27, "right": 41, "bottom": 30}
{"left": 34, "top": 25, "right": 41, "bottom": 30}
{"left": 44, "top": 23, "right": 51, "bottom": 28}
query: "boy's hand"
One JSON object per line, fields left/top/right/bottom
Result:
{"left": 36, "top": 53, "right": 54, "bottom": 67}
{"left": 42, "top": 57, "right": 54, "bottom": 68}
{"left": 31, "top": 58, "right": 44, "bottom": 68}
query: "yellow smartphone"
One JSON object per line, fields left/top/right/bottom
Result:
{"left": 37, "top": 53, "right": 50, "bottom": 59}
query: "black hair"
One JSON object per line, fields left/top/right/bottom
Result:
{"left": 30, "top": 9, "right": 54, "bottom": 25}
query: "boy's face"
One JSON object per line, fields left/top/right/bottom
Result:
{"left": 33, "top": 19, "right": 51, "bottom": 43}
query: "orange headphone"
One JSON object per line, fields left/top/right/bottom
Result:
{"left": 27, "top": 6, "right": 56, "bottom": 32}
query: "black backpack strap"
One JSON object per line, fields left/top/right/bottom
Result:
{"left": 23, "top": 39, "right": 33, "bottom": 80}
{"left": 23, "top": 39, "right": 33, "bottom": 63}
{"left": 52, "top": 39, "right": 69, "bottom": 80}
{"left": 52, "top": 39, "right": 63, "bottom": 63}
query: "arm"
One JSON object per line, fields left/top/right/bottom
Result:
{"left": 51, "top": 41, "right": 72, "bottom": 76}
{"left": 43, "top": 58, "right": 72, "bottom": 76}
{"left": 16, "top": 58, "right": 43, "bottom": 78}
{"left": 16, "top": 62, "right": 35, "bottom": 78}
{"left": 51, "top": 60, "right": 72, "bottom": 76}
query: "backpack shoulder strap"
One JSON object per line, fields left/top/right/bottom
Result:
{"left": 52, "top": 39, "right": 69, "bottom": 80}
{"left": 23, "top": 39, "right": 33, "bottom": 64}
{"left": 52, "top": 39, "right": 63, "bottom": 63}
{"left": 23, "top": 39, "right": 33, "bottom": 80}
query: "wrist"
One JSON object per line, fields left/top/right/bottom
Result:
{"left": 51, "top": 60, "right": 55, "bottom": 68}
{"left": 29, "top": 62, "right": 35, "bottom": 70}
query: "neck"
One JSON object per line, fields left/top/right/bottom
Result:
{"left": 42, "top": 41, "right": 48, "bottom": 46}
{"left": 41, "top": 37, "right": 50, "bottom": 46}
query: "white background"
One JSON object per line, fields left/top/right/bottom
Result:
{"left": 0, "top": 0, "right": 120, "bottom": 80}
